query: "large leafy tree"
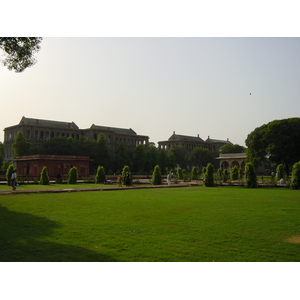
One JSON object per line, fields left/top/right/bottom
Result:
{"left": 218, "top": 143, "right": 245, "bottom": 154}
{"left": 246, "top": 118, "right": 300, "bottom": 174}
{"left": 189, "top": 147, "right": 215, "bottom": 169}
{"left": 0, "top": 37, "right": 42, "bottom": 72}
{"left": 12, "top": 131, "right": 31, "bottom": 157}
{"left": 169, "top": 145, "right": 188, "bottom": 169}
{"left": 96, "top": 133, "right": 111, "bottom": 170}
{"left": 133, "top": 144, "right": 146, "bottom": 173}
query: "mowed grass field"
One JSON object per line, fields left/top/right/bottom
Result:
{"left": 0, "top": 186, "right": 300, "bottom": 262}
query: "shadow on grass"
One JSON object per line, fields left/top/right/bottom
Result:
{"left": 0, "top": 205, "right": 118, "bottom": 262}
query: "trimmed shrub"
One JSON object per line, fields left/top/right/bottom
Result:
{"left": 290, "top": 161, "right": 300, "bottom": 190}
{"left": 245, "top": 162, "right": 257, "bottom": 188}
{"left": 40, "top": 166, "right": 50, "bottom": 185}
{"left": 95, "top": 166, "right": 106, "bottom": 183}
{"left": 223, "top": 169, "right": 229, "bottom": 183}
{"left": 68, "top": 166, "right": 78, "bottom": 184}
{"left": 177, "top": 168, "right": 183, "bottom": 180}
{"left": 191, "top": 167, "right": 198, "bottom": 180}
{"left": 6, "top": 164, "right": 14, "bottom": 186}
{"left": 203, "top": 163, "right": 215, "bottom": 187}
{"left": 230, "top": 166, "right": 239, "bottom": 181}
{"left": 122, "top": 165, "right": 130, "bottom": 185}
{"left": 276, "top": 164, "right": 285, "bottom": 181}
{"left": 152, "top": 165, "right": 162, "bottom": 185}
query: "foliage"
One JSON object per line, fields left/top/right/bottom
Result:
{"left": 230, "top": 166, "right": 239, "bottom": 181}
{"left": 152, "top": 165, "right": 162, "bottom": 185}
{"left": 95, "top": 166, "right": 106, "bottom": 184}
{"left": 121, "top": 165, "right": 131, "bottom": 185}
{"left": 6, "top": 164, "right": 14, "bottom": 186}
{"left": 245, "top": 162, "right": 257, "bottom": 188}
{"left": 218, "top": 143, "right": 245, "bottom": 154}
{"left": 40, "top": 166, "right": 50, "bottom": 185}
{"left": 191, "top": 166, "right": 198, "bottom": 180}
{"left": 115, "top": 143, "right": 131, "bottom": 171}
{"left": 133, "top": 144, "right": 146, "bottom": 173}
{"left": 177, "top": 168, "right": 183, "bottom": 180}
{"left": 246, "top": 118, "right": 300, "bottom": 174}
{"left": 290, "top": 162, "right": 300, "bottom": 190}
{"left": 68, "top": 166, "right": 78, "bottom": 184}
{"left": 217, "top": 169, "right": 223, "bottom": 183}
{"left": 223, "top": 169, "right": 229, "bottom": 183}
{"left": 0, "top": 37, "right": 43, "bottom": 72}
{"left": 0, "top": 142, "right": 3, "bottom": 169}
{"left": 189, "top": 147, "right": 215, "bottom": 169}
{"left": 12, "top": 131, "right": 31, "bottom": 158}
{"left": 276, "top": 164, "right": 285, "bottom": 181}
{"left": 203, "top": 163, "right": 215, "bottom": 187}
{"left": 96, "top": 134, "right": 111, "bottom": 171}
{"left": 169, "top": 146, "right": 188, "bottom": 169}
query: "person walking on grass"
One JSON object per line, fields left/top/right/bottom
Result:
{"left": 11, "top": 169, "right": 17, "bottom": 190}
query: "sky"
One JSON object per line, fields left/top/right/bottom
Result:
{"left": 1, "top": 37, "right": 299, "bottom": 147}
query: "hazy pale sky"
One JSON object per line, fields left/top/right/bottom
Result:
{"left": 1, "top": 37, "right": 299, "bottom": 146}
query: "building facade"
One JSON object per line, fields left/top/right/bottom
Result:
{"left": 15, "top": 155, "right": 90, "bottom": 178}
{"left": 158, "top": 131, "right": 231, "bottom": 153}
{"left": 3, "top": 116, "right": 149, "bottom": 162}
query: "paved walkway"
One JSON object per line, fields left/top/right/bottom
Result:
{"left": 0, "top": 183, "right": 200, "bottom": 195}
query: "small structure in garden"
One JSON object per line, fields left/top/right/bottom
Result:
{"left": 15, "top": 155, "right": 90, "bottom": 181}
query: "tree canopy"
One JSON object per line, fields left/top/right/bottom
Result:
{"left": 245, "top": 118, "right": 300, "bottom": 174}
{"left": 0, "top": 37, "right": 42, "bottom": 72}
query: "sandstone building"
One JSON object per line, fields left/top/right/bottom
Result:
{"left": 158, "top": 131, "right": 230, "bottom": 153}
{"left": 3, "top": 116, "right": 149, "bottom": 161}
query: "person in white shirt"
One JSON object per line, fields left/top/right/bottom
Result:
{"left": 11, "top": 169, "right": 17, "bottom": 190}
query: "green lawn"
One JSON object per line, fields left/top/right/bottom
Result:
{"left": 0, "top": 186, "right": 299, "bottom": 262}
{"left": 0, "top": 183, "right": 111, "bottom": 191}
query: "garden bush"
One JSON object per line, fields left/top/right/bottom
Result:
{"left": 6, "top": 164, "right": 14, "bottom": 186}
{"left": 290, "top": 161, "right": 300, "bottom": 190}
{"left": 95, "top": 166, "right": 106, "bottom": 183}
{"left": 203, "top": 163, "right": 214, "bottom": 187}
{"left": 152, "top": 165, "right": 162, "bottom": 185}
{"left": 245, "top": 162, "right": 257, "bottom": 188}
{"left": 68, "top": 166, "right": 78, "bottom": 184}
{"left": 40, "top": 166, "right": 50, "bottom": 185}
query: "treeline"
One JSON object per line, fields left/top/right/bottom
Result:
{"left": 4, "top": 132, "right": 246, "bottom": 175}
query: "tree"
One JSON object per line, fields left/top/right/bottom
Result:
{"left": 245, "top": 162, "right": 257, "bottom": 188}
{"left": 95, "top": 166, "right": 106, "bottom": 184}
{"left": 40, "top": 166, "right": 50, "bottom": 185}
{"left": 191, "top": 166, "right": 198, "bottom": 180}
{"left": 219, "top": 143, "right": 245, "bottom": 154}
{"left": 275, "top": 164, "right": 285, "bottom": 181}
{"left": 230, "top": 166, "right": 239, "bottom": 181}
{"left": 203, "top": 163, "right": 215, "bottom": 187}
{"left": 6, "top": 164, "right": 14, "bottom": 186}
{"left": 0, "top": 37, "right": 43, "bottom": 72}
{"left": 177, "top": 167, "right": 183, "bottom": 180}
{"left": 145, "top": 144, "right": 158, "bottom": 174}
{"left": 152, "top": 165, "right": 162, "bottom": 185}
{"left": 158, "top": 149, "right": 168, "bottom": 175}
{"left": 96, "top": 134, "right": 110, "bottom": 171}
{"left": 189, "top": 147, "right": 215, "bottom": 169}
{"left": 0, "top": 142, "right": 3, "bottom": 169}
{"left": 68, "top": 166, "right": 78, "bottom": 184}
{"left": 246, "top": 118, "right": 300, "bottom": 175}
{"left": 290, "top": 162, "right": 300, "bottom": 190}
{"left": 133, "top": 144, "right": 146, "bottom": 173}
{"left": 12, "top": 131, "right": 31, "bottom": 158}
{"left": 121, "top": 165, "right": 131, "bottom": 185}
{"left": 169, "top": 146, "right": 188, "bottom": 169}
{"left": 115, "top": 142, "right": 131, "bottom": 171}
